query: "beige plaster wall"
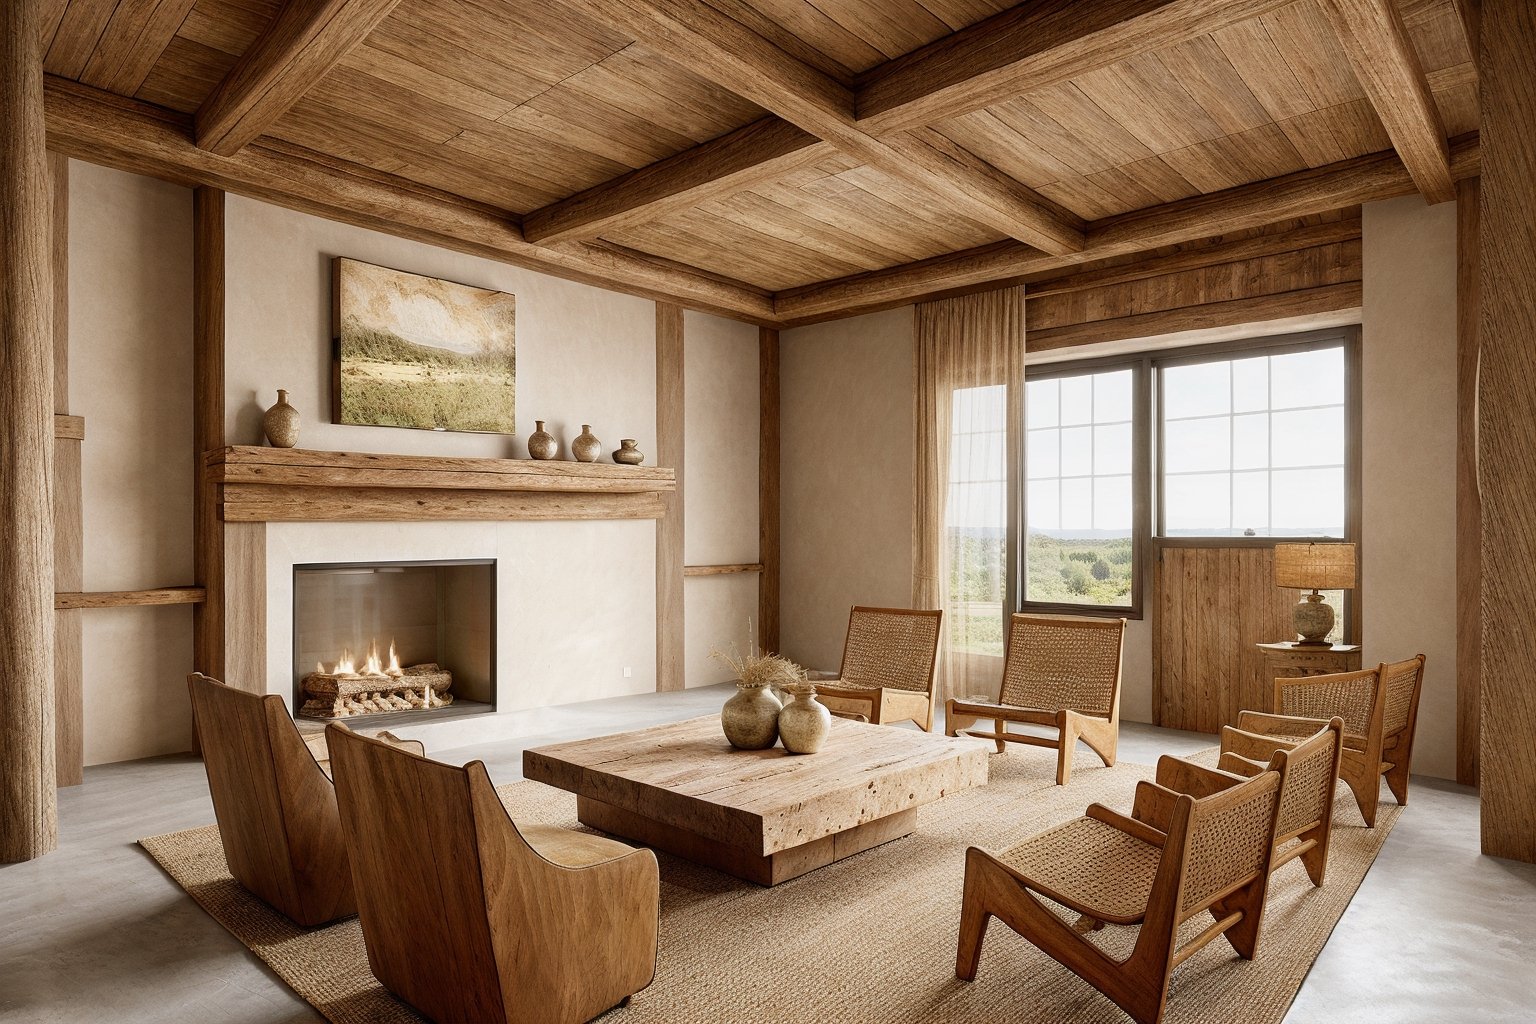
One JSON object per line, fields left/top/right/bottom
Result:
{"left": 1361, "top": 194, "right": 1459, "bottom": 780}
{"left": 779, "top": 308, "right": 915, "bottom": 673}
{"left": 69, "top": 162, "right": 196, "bottom": 765}
{"left": 681, "top": 311, "right": 761, "bottom": 687}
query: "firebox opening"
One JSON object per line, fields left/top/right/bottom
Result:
{"left": 292, "top": 559, "right": 495, "bottom": 721}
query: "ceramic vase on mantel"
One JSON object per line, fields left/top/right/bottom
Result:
{"left": 613, "top": 439, "right": 645, "bottom": 465}
{"left": 263, "top": 389, "right": 300, "bottom": 448}
{"left": 527, "top": 420, "right": 558, "bottom": 460}
{"left": 721, "top": 683, "right": 781, "bottom": 750}
{"left": 778, "top": 685, "right": 832, "bottom": 754}
{"left": 572, "top": 424, "right": 601, "bottom": 463}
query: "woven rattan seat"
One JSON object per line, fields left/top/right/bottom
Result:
{"left": 946, "top": 614, "right": 1127, "bottom": 785}
{"left": 1254, "top": 655, "right": 1425, "bottom": 827}
{"left": 957, "top": 767, "right": 1283, "bottom": 1024}
{"left": 995, "top": 817, "right": 1160, "bottom": 925}
{"left": 814, "top": 606, "right": 942, "bottom": 730}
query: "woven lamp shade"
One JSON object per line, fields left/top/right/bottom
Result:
{"left": 1274, "top": 542, "right": 1357, "bottom": 590}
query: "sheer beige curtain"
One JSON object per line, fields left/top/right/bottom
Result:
{"left": 913, "top": 287, "right": 1025, "bottom": 704}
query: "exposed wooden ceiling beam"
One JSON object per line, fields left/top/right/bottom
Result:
{"left": 1322, "top": 0, "right": 1455, "bottom": 204}
{"left": 196, "top": 0, "right": 404, "bottom": 156}
{"left": 776, "top": 134, "right": 1480, "bottom": 324}
{"left": 524, "top": 118, "right": 834, "bottom": 245}
{"left": 560, "top": 0, "right": 1085, "bottom": 254}
{"left": 45, "top": 78, "right": 776, "bottom": 324}
{"left": 855, "top": 0, "right": 1293, "bottom": 134}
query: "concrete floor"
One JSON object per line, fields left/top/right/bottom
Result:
{"left": 3, "top": 684, "right": 1533, "bottom": 1023}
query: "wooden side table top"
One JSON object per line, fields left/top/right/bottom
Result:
{"left": 1256, "top": 642, "right": 1362, "bottom": 654}
{"left": 523, "top": 715, "right": 988, "bottom": 883}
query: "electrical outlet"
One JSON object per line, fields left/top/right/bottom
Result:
{"left": 623, "top": 666, "right": 632, "bottom": 678}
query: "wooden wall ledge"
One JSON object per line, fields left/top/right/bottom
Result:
{"left": 207, "top": 446, "right": 677, "bottom": 523}
{"left": 55, "top": 587, "right": 205, "bottom": 609}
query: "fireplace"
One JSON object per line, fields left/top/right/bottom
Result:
{"left": 291, "top": 559, "right": 495, "bottom": 720}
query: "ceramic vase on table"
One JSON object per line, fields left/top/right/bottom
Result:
{"left": 721, "top": 683, "right": 781, "bottom": 750}
{"left": 613, "top": 439, "right": 645, "bottom": 465}
{"left": 528, "top": 420, "right": 558, "bottom": 460}
{"left": 778, "top": 685, "right": 832, "bottom": 754}
{"left": 262, "top": 389, "right": 300, "bottom": 448}
{"left": 572, "top": 424, "right": 601, "bottom": 463}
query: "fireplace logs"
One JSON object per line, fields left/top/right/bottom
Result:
{"left": 299, "top": 662, "right": 453, "bottom": 719}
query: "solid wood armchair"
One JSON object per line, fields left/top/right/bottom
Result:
{"left": 326, "top": 724, "right": 659, "bottom": 1024}
{"left": 956, "top": 766, "right": 1282, "bottom": 1024}
{"left": 187, "top": 672, "right": 427, "bottom": 927}
{"left": 813, "top": 606, "right": 943, "bottom": 730}
{"left": 1217, "top": 715, "right": 1344, "bottom": 885}
{"left": 1253, "top": 655, "right": 1425, "bottom": 827}
{"left": 945, "top": 614, "right": 1127, "bottom": 785}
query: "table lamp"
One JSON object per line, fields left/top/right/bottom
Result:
{"left": 1274, "top": 542, "right": 1356, "bottom": 646}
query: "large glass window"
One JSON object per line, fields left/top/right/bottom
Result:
{"left": 1023, "top": 367, "right": 1135, "bottom": 609}
{"left": 946, "top": 385, "right": 1008, "bottom": 656}
{"left": 1160, "top": 346, "right": 1346, "bottom": 538}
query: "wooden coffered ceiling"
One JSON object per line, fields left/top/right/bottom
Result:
{"left": 39, "top": 0, "right": 1479, "bottom": 326}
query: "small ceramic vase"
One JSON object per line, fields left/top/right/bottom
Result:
{"left": 571, "top": 424, "right": 601, "bottom": 463}
{"left": 778, "top": 685, "right": 832, "bottom": 754}
{"left": 527, "top": 420, "right": 558, "bottom": 460}
{"left": 721, "top": 683, "right": 781, "bottom": 750}
{"left": 613, "top": 439, "right": 645, "bottom": 465}
{"left": 262, "top": 389, "right": 300, "bottom": 448}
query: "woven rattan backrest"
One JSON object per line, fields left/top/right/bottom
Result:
{"left": 1276, "top": 668, "right": 1379, "bottom": 737}
{"left": 1178, "top": 771, "right": 1280, "bottom": 917}
{"left": 999, "top": 614, "right": 1126, "bottom": 717}
{"left": 1273, "top": 722, "right": 1342, "bottom": 840}
{"left": 1380, "top": 655, "right": 1425, "bottom": 737}
{"left": 838, "top": 607, "right": 942, "bottom": 693}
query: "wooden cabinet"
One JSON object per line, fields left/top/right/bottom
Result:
{"left": 1255, "top": 642, "right": 1363, "bottom": 681}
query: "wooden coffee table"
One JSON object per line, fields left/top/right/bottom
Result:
{"left": 523, "top": 715, "right": 988, "bottom": 885}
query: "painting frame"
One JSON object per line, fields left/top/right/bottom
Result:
{"left": 331, "top": 257, "right": 517, "bottom": 434}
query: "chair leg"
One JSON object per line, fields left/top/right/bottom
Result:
{"left": 956, "top": 854, "right": 995, "bottom": 981}
{"left": 1056, "top": 716, "right": 1078, "bottom": 786}
{"left": 1299, "top": 829, "right": 1328, "bottom": 887}
{"left": 1342, "top": 765, "right": 1381, "bottom": 828}
{"left": 1077, "top": 716, "right": 1118, "bottom": 769}
{"left": 1384, "top": 758, "right": 1410, "bottom": 806}
{"left": 994, "top": 719, "right": 1007, "bottom": 754}
{"left": 944, "top": 699, "right": 974, "bottom": 738}
{"left": 1211, "top": 875, "right": 1267, "bottom": 960}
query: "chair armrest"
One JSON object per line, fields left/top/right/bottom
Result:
{"left": 1131, "top": 780, "right": 1180, "bottom": 835}
{"left": 1235, "top": 710, "right": 1328, "bottom": 737}
{"left": 1087, "top": 802, "right": 1166, "bottom": 848}
{"left": 827, "top": 710, "right": 869, "bottom": 723}
{"left": 1216, "top": 751, "right": 1267, "bottom": 778}
{"left": 1154, "top": 755, "right": 1245, "bottom": 797}
{"left": 376, "top": 730, "right": 426, "bottom": 757}
{"left": 806, "top": 670, "right": 840, "bottom": 682}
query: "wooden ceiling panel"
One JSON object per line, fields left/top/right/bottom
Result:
{"left": 1159, "top": 122, "right": 1307, "bottom": 192}
{"left": 1258, "top": 1, "right": 1367, "bottom": 109}
{"left": 134, "top": 34, "right": 237, "bottom": 113}
{"left": 1154, "top": 34, "right": 1275, "bottom": 135}
{"left": 614, "top": 210, "right": 871, "bottom": 291}
{"left": 1398, "top": 0, "right": 1475, "bottom": 71}
{"left": 1277, "top": 97, "right": 1392, "bottom": 167}
{"left": 1210, "top": 15, "right": 1318, "bottom": 121}
{"left": 1072, "top": 51, "right": 1228, "bottom": 154}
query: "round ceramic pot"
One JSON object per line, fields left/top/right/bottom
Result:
{"left": 527, "top": 420, "right": 558, "bottom": 460}
{"left": 778, "top": 686, "right": 831, "bottom": 754}
{"left": 263, "top": 389, "right": 300, "bottom": 448}
{"left": 613, "top": 438, "right": 645, "bottom": 465}
{"left": 722, "top": 683, "right": 781, "bottom": 750}
{"left": 572, "top": 424, "right": 601, "bottom": 463}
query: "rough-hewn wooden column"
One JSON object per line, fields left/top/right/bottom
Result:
{"left": 0, "top": 0, "right": 59, "bottom": 863}
{"left": 758, "top": 327, "right": 780, "bottom": 654}
{"left": 656, "top": 303, "right": 684, "bottom": 691}
{"left": 193, "top": 187, "right": 226, "bottom": 689}
{"left": 1478, "top": 0, "right": 1536, "bottom": 863}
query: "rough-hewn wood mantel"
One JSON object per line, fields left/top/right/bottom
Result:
{"left": 207, "top": 446, "right": 676, "bottom": 523}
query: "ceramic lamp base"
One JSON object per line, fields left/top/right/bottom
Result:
{"left": 1293, "top": 591, "right": 1335, "bottom": 645}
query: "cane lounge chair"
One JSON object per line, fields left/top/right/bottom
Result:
{"left": 945, "top": 614, "right": 1127, "bottom": 785}
{"left": 812, "top": 606, "right": 942, "bottom": 730}
{"left": 955, "top": 765, "right": 1282, "bottom": 1024}
{"left": 327, "top": 725, "right": 659, "bottom": 1024}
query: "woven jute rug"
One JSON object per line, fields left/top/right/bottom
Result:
{"left": 140, "top": 746, "right": 1399, "bottom": 1024}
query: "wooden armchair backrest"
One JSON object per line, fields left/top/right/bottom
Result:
{"left": 999, "top": 614, "right": 1126, "bottom": 718}
{"left": 326, "top": 724, "right": 507, "bottom": 1024}
{"left": 186, "top": 672, "right": 353, "bottom": 927}
{"left": 1275, "top": 666, "right": 1383, "bottom": 739}
{"left": 1224, "top": 718, "right": 1344, "bottom": 843}
{"left": 1380, "top": 654, "right": 1426, "bottom": 739}
{"left": 1169, "top": 769, "right": 1281, "bottom": 920}
{"left": 838, "top": 606, "right": 942, "bottom": 693}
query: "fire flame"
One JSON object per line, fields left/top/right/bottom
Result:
{"left": 321, "top": 640, "right": 404, "bottom": 678}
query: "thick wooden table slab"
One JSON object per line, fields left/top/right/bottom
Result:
{"left": 523, "top": 715, "right": 988, "bottom": 885}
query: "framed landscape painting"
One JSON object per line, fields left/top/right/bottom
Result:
{"left": 332, "top": 258, "right": 516, "bottom": 433}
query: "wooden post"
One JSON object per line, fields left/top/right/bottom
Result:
{"left": 758, "top": 327, "right": 780, "bottom": 654}
{"left": 0, "top": 0, "right": 59, "bottom": 862}
{"left": 1478, "top": 0, "right": 1536, "bottom": 862}
{"left": 51, "top": 153, "right": 84, "bottom": 788}
{"left": 1456, "top": 176, "right": 1481, "bottom": 788}
{"left": 193, "top": 187, "right": 226, "bottom": 688}
{"left": 655, "top": 303, "right": 684, "bottom": 691}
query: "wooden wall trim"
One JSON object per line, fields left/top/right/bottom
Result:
{"left": 55, "top": 587, "right": 206, "bottom": 609}
{"left": 50, "top": 152, "right": 82, "bottom": 789}
{"left": 0, "top": 0, "right": 59, "bottom": 862}
{"left": 656, "top": 303, "right": 685, "bottom": 692}
{"left": 759, "top": 326, "right": 781, "bottom": 655}
{"left": 193, "top": 186, "right": 225, "bottom": 686}
{"left": 1457, "top": 176, "right": 1481, "bottom": 787}
{"left": 1477, "top": 0, "right": 1536, "bottom": 863}
{"left": 685, "top": 564, "right": 764, "bottom": 577}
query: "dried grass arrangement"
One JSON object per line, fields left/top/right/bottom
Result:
{"left": 711, "top": 621, "right": 806, "bottom": 690}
